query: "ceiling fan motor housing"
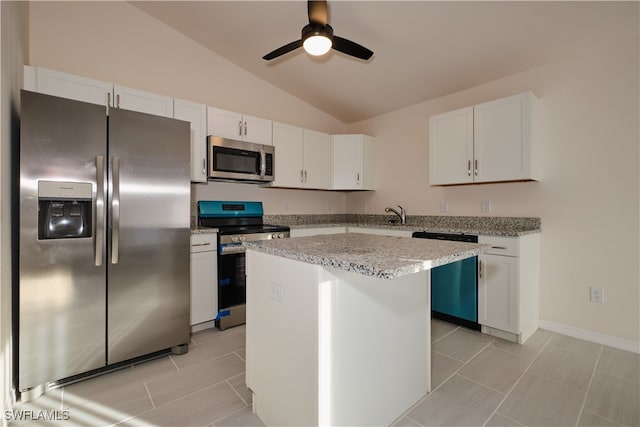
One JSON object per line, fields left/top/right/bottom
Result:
{"left": 302, "top": 23, "right": 334, "bottom": 43}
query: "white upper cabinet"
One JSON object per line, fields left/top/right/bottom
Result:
{"left": 332, "top": 134, "right": 376, "bottom": 190}
{"left": 113, "top": 85, "right": 173, "bottom": 118}
{"left": 24, "top": 65, "right": 113, "bottom": 107}
{"left": 270, "top": 122, "right": 331, "bottom": 189}
{"left": 174, "top": 98, "right": 208, "bottom": 183}
{"left": 24, "top": 66, "right": 174, "bottom": 118}
{"left": 207, "top": 106, "right": 272, "bottom": 145}
{"left": 429, "top": 92, "right": 539, "bottom": 186}
{"left": 271, "top": 122, "right": 304, "bottom": 187}
{"left": 428, "top": 107, "right": 474, "bottom": 185}
{"left": 302, "top": 129, "right": 331, "bottom": 189}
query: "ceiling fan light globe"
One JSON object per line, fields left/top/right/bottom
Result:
{"left": 303, "top": 35, "right": 332, "bottom": 56}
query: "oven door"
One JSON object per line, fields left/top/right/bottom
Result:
{"left": 216, "top": 245, "right": 247, "bottom": 330}
{"left": 208, "top": 136, "right": 274, "bottom": 182}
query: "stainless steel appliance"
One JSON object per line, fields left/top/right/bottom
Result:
{"left": 197, "top": 201, "right": 289, "bottom": 330}
{"left": 412, "top": 231, "right": 480, "bottom": 330}
{"left": 16, "top": 91, "right": 191, "bottom": 398}
{"left": 207, "top": 136, "right": 275, "bottom": 182}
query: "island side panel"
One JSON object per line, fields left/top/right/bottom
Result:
{"left": 246, "top": 249, "right": 320, "bottom": 426}
{"left": 322, "top": 267, "right": 430, "bottom": 426}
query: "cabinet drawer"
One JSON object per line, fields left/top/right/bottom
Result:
{"left": 190, "top": 233, "right": 217, "bottom": 253}
{"left": 479, "top": 235, "right": 518, "bottom": 256}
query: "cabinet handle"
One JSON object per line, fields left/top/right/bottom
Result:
{"left": 116, "top": 94, "right": 120, "bottom": 109}
{"left": 107, "top": 92, "right": 112, "bottom": 109}
{"left": 356, "top": 172, "right": 360, "bottom": 185}
{"left": 475, "top": 159, "right": 478, "bottom": 176}
{"left": 468, "top": 160, "right": 471, "bottom": 176}
{"left": 304, "top": 170, "right": 308, "bottom": 183}
{"left": 202, "top": 158, "right": 206, "bottom": 176}
{"left": 491, "top": 245, "right": 508, "bottom": 250}
{"left": 300, "top": 169, "right": 304, "bottom": 183}
{"left": 191, "top": 242, "right": 211, "bottom": 247}
{"left": 244, "top": 121, "right": 247, "bottom": 136}
{"left": 238, "top": 121, "right": 243, "bottom": 136}
{"left": 479, "top": 260, "right": 482, "bottom": 278}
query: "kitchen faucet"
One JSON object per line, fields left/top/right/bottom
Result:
{"left": 385, "top": 205, "right": 406, "bottom": 225}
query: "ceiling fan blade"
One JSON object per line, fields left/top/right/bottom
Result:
{"left": 263, "top": 39, "right": 303, "bottom": 60}
{"left": 308, "top": 0, "right": 328, "bottom": 25}
{"left": 332, "top": 36, "right": 374, "bottom": 60}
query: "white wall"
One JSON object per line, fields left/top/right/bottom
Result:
{"left": 346, "top": 39, "right": 640, "bottom": 346}
{"left": 27, "top": 1, "right": 348, "bottom": 216}
{"left": 1, "top": 0, "right": 29, "bottom": 417}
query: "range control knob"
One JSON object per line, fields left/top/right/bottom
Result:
{"left": 231, "top": 236, "right": 239, "bottom": 243}
{"left": 278, "top": 233, "right": 284, "bottom": 238}
{"left": 271, "top": 233, "right": 279, "bottom": 239}
{"left": 240, "top": 236, "right": 246, "bottom": 242}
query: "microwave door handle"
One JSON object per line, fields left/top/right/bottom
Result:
{"left": 259, "top": 148, "right": 266, "bottom": 178}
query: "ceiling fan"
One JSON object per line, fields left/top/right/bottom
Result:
{"left": 262, "top": 0, "right": 374, "bottom": 61}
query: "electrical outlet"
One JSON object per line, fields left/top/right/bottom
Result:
{"left": 590, "top": 287, "right": 604, "bottom": 304}
{"left": 439, "top": 201, "right": 448, "bottom": 213}
{"left": 270, "top": 284, "right": 286, "bottom": 302}
{"left": 481, "top": 200, "right": 492, "bottom": 213}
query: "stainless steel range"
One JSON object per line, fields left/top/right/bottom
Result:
{"left": 197, "top": 201, "right": 289, "bottom": 330}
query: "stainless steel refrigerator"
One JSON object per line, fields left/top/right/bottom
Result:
{"left": 17, "top": 90, "right": 191, "bottom": 396}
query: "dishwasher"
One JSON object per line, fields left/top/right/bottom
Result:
{"left": 412, "top": 231, "right": 480, "bottom": 330}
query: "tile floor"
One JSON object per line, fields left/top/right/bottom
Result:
{"left": 10, "top": 320, "right": 639, "bottom": 427}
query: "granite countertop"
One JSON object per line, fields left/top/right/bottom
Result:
{"left": 244, "top": 233, "right": 487, "bottom": 280}
{"left": 264, "top": 214, "right": 541, "bottom": 237}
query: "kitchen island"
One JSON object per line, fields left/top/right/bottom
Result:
{"left": 244, "top": 233, "right": 487, "bottom": 427}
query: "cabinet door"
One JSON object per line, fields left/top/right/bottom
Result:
{"left": 429, "top": 107, "right": 474, "bottom": 185}
{"left": 113, "top": 85, "right": 173, "bottom": 118}
{"left": 473, "top": 93, "right": 529, "bottom": 183}
{"left": 332, "top": 134, "right": 363, "bottom": 189}
{"left": 271, "top": 122, "right": 304, "bottom": 187}
{"left": 207, "top": 107, "right": 244, "bottom": 140}
{"left": 303, "top": 129, "right": 331, "bottom": 189}
{"left": 478, "top": 254, "right": 519, "bottom": 333}
{"left": 26, "top": 65, "right": 113, "bottom": 107}
{"left": 190, "top": 250, "right": 218, "bottom": 325}
{"left": 243, "top": 114, "right": 273, "bottom": 145}
{"left": 175, "top": 99, "right": 207, "bottom": 183}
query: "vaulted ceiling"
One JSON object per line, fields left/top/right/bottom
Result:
{"left": 132, "top": 1, "right": 638, "bottom": 124}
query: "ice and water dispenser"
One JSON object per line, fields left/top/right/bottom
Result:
{"left": 38, "top": 181, "right": 92, "bottom": 240}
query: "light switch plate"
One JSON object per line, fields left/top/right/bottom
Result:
{"left": 481, "top": 200, "right": 492, "bottom": 213}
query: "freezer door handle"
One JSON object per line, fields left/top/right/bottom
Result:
{"left": 95, "top": 155, "right": 105, "bottom": 266}
{"left": 111, "top": 156, "right": 120, "bottom": 264}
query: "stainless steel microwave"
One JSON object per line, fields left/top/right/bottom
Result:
{"left": 207, "top": 136, "right": 274, "bottom": 182}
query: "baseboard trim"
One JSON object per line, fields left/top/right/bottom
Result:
{"left": 538, "top": 319, "right": 640, "bottom": 354}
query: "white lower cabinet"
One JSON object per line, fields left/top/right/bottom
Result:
{"left": 478, "top": 234, "right": 540, "bottom": 343}
{"left": 190, "top": 233, "right": 217, "bottom": 327}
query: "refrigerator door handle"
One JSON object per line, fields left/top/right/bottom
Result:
{"left": 95, "top": 156, "right": 105, "bottom": 266}
{"left": 111, "top": 156, "right": 120, "bottom": 264}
